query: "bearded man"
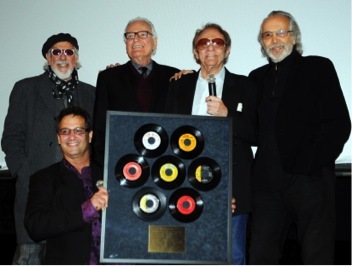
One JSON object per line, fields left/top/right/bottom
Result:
{"left": 1, "top": 33, "right": 95, "bottom": 264}
{"left": 248, "top": 11, "right": 351, "bottom": 265}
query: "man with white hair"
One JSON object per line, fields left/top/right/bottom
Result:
{"left": 248, "top": 10, "right": 351, "bottom": 264}
{"left": 92, "top": 17, "right": 180, "bottom": 167}
{"left": 1, "top": 33, "right": 95, "bottom": 264}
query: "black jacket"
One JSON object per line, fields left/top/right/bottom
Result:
{"left": 25, "top": 161, "right": 102, "bottom": 265}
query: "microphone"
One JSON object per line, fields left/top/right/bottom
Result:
{"left": 207, "top": 74, "right": 216, "bottom": 96}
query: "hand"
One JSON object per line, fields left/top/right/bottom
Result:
{"left": 106, "top": 62, "right": 120, "bottom": 69}
{"left": 205, "top": 96, "right": 228, "bottom": 117}
{"left": 170, "top": 69, "right": 194, "bottom": 81}
{"left": 99, "top": 62, "right": 120, "bottom": 72}
{"left": 90, "top": 186, "right": 109, "bottom": 211}
{"left": 231, "top": 198, "right": 236, "bottom": 214}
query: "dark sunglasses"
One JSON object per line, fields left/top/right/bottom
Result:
{"left": 196, "top": 38, "right": 226, "bottom": 50}
{"left": 50, "top": 48, "right": 76, "bottom": 57}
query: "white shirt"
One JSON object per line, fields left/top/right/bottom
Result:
{"left": 191, "top": 66, "right": 225, "bottom": 116}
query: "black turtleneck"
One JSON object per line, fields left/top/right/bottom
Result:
{"left": 254, "top": 50, "right": 298, "bottom": 191}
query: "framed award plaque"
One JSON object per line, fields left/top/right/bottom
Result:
{"left": 100, "top": 111, "right": 232, "bottom": 264}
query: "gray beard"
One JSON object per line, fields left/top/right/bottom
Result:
{"left": 266, "top": 43, "right": 294, "bottom": 63}
{"left": 51, "top": 63, "right": 74, "bottom": 81}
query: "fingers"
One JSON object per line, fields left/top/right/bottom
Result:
{"left": 231, "top": 197, "right": 237, "bottom": 214}
{"left": 91, "top": 186, "right": 109, "bottom": 211}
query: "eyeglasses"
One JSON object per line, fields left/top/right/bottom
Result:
{"left": 261, "top": 29, "right": 293, "bottom": 40}
{"left": 124, "top": 31, "right": 153, "bottom": 40}
{"left": 58, "top": 127, "right": 88, "bottom": 135}
{"left": 50, "top": 48, "right": 76, "bottom": 57}
{"left": 196, "top": 38, "right": 226, "bottom": 50}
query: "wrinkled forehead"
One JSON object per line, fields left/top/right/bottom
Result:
{"left": 126, "top": 21, "right": 152, "bottom": 32}
{"left": 262, "top": 15, "right": 290, "bottom": 31}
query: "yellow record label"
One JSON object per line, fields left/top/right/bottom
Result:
{"left": 195, "top": 165, "right": 213, "bottom": 183}
{"left": 178, "top": 133, "right": 196, "bottom": 152}
{"left": 140, "top": 194, "right": 159, "bottom": 213}
{"left": 159, "top": 163, "right": 178, "bottom": 182}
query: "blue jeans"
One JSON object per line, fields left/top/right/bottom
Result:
{"left": 232, "top": 214, "right": 249, "bottom": 265}
{"left": 12, "top": 243, "right": 45, "bottom": 265}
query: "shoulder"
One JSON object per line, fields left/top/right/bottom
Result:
{"left": 31, "top": 162, "right": 62, "bottom": 181}
{"left": 98, "top": 62, "right": 130, "bottom": 78}
{"left": 225, "top": 69, "right": 256, "bottom": 87}
{"left": 14, "top": 73, "right": 48, "bottom": 87}
{"left": 300, "top": 55, "right": 335, "bottom": 68}
{"left": 153, "top": 61, "right": 180, "bottom": 73}
{"left": 78, "top": 80, "right": 95, "bottom": 90}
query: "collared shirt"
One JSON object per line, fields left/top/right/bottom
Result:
{"left": 131, "top": 60, "right": 153, "bottom": 77}
{"left": 192, "top": 66, "right": 225, "bottom": 116}
{"left": 63, "top": 159, "right": 101, "bottom": 265}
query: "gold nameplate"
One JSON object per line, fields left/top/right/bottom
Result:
{"left": 148, "top": 225, "right": 185, "bottom": 253}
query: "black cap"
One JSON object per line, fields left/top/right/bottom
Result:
{"left": 42, "top": 33, "right": 79, "bottom": 58}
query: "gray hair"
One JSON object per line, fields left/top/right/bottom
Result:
{"left": 123, "top": 17, "right": 158, "bottom": 55}
{"left": 43, "top": 48, "right": 81, "bottom": 70}
{"left": 258, "top": 10, "right": 303, "bottom": 58}
{"left": 124, "top": 17, "right": 158, "bottom": 39}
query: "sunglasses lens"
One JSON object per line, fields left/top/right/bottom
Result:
{"left": 197, "top": 38, "right": 210, "bottom": 49}
{"left": 213, "top": 38, "right": 225, "bottom": 47}
{"left": 65, "top": 49, "right": 75, "bottom": 56}
{"left": 51, "top": 49, "right": 62, "bottom": 56}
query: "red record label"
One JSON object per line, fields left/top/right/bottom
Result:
{"left": 123, "top": 162, "right": 142, "bottom": 181}
{"left": 176, "top": 195, "right": 196, "bottom": 215}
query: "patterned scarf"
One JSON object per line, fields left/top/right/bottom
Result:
{"left": 47, "top": 66, "right": 79, "bottom": 106}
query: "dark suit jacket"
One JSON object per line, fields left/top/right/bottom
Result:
{"left": 1, "top": 72, "right": 95, "bottom": 244}
{"left": 24, "top": 161, "right": 102, "bottom": 265}
{"left": 165, "top": 68, "right": 257, "bottom": 214}
{"left": 92, "top": 60, "right": 179, "bottom": 167}
{"left": 249, "top": 50, "right": 351, "bottom": 182}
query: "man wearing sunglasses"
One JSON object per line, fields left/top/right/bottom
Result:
{"left": 165, "top": 23, "right": 257, "bottom": 265}
{"left": 25, "top": 106, "right": 108, "bottom": 264}
{"left": 1, "top": 33, "right": 95, "bottom": 264}
{"left": 92, "top": 17, "right": 180, "bottom": 168}
{"left": 248, "top": 11, "right": 351, "bottom": 264}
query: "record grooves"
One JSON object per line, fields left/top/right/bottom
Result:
{"left": 170, "top": 125, "right": 204, "bottom": 159}
{"left": 115, "top": 154, "right": 150, "bottom": 188}
{"left": 134, "top": 123, "right": 168, "bottom": 157}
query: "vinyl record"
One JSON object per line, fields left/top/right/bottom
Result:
{"left": 151, "top": 155, "right": 186, "bottom": 190}
{"left": 188, "top": 157, "right": 221, "bottom": 191}
{"left": 169, "top": 188, "right": 203, "bottom": 223}
{"left": 115, "top": 154, "right": 149, "bottom": 188}
{"left": 134, "top": 123, "right": 169, "bottom": 158}
{"left": 170, "top": 125, "right": 204, "bottom": 159}
{"left": 132, "top": 187, "right": 167, "bottom": 221}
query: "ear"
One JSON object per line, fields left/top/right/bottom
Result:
{"left": 57, "top": 134, "right": 61, "bottom": 145}
{"left": 193, "top": 48, "right": 199, "bottom": 60}
{"left": 89, "top": 131, "right": 93, "bottom": 143}
{"left": 153, "top": 38, "right": 158, "bottom": 51}
{"left": 225, "top": 47, "right": 231, "bottom": 58}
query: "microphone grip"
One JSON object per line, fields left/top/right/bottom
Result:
{"left": 208, "top": 82, "right": 216, "bottom": 96}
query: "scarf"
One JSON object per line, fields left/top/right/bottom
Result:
{"left": 47, "top": 66, "right": 79, "bottom": 106}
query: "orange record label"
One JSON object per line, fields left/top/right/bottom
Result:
{"left": 123, "top": 162, "right": 142, "bottom": 181}
{"left": 178, "top": 133, "right": 196, "bottom": 152}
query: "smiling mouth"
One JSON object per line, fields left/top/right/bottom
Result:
{"left": 132, "top": 45, "right": 143, "bottom": 49}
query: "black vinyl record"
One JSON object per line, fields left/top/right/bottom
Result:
{"left": 134, "top": 123, "right": 169, "bottom": 158}
{"left": 151, "top": 155, "right": 186, "bottom": 190}
{"left": 115, "top": 154, "right": 150, "bottom": 188}
{"left": 132, "top": 187, "right": 167, "bottom": 221}
{"left": 188, "top": 157, "right": 221, "bottom": 191}
{"left": 170, "top": 125, "right": 204, "bottom": 159}
{"left": 169, "top": 188, "right": 203, "bottom": 223}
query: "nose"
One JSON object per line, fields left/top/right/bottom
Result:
{"left": 207, "top": 43, "right": 215, "bottom": 50}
